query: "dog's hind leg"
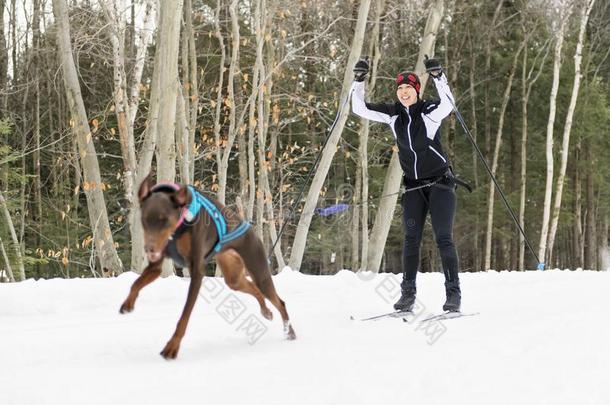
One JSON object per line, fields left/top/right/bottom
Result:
{"left": 237, "top": 235, "right": 296, "bottom": 340}
{"left": 216, "top": 249, "right": 273, "bottom": 320}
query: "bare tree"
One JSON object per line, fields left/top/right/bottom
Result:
{"left": 483, "top": 40, "right": 525, "bottom": 270}
{"left": 217, "top": 0, "right": 241, "bottom": 204}
{"left": 0, "top": 190, "right": 25, "bottom": 280}
{"left": 538, "top": 2, "right": 572, "bottom": 265}
{"left": 100, "top": 0, "right": 156, "bottom": 273}
{"left": 155, "top": 0, "right": 184, "bottom": 184}
{"left": 288, "top": 0, "right": 372, "bottom": 271}
{"left": 0, "top": 237, "right": 15, "bottom": 282}
{"left": 0, "top": 0, "right": 7, "bottom": 112}
{"left": 547, "top": 0, "right": 596, "bottom": 263}
{"left": 518, "top": 23, "right": 549, "bottom": 270}
{"left": 352, "top": 0, "right": 386, "bottom": 271}
{"left": 53, "top": 0, "right": 123, "bottom": 276}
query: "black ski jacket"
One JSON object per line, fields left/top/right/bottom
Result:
{"left": 351, "top": 75, "right": 455, "bottom": 180}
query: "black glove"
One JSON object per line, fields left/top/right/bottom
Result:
{"left": 353, "top": 58, "right": 369, "bottom": 82}
{"left": 424, "top": 55, "right": 443, "bottom": 78}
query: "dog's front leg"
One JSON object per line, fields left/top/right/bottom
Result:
{"left": 160, "top": 265, "right": 204, "bottom": 359}
{"left": 119, "top": 262, "right": 162, "bottom": 314}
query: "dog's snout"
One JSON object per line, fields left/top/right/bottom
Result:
{"left": 144, "top": 244, "right": 163, "bottom": 263}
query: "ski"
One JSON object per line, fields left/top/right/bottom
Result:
{"left": 350, "top": 310, "right": 414, "bottom": 322}
{"left": 419, "top": 311, "right": 480, "bottom": 323}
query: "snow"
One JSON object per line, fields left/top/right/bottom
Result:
{"left": 1, "top": 269, "right": 609, "bottom": 405}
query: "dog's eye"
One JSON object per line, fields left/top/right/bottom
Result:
{"left": 158, "top": 214, "right": 167, "bottom": 223}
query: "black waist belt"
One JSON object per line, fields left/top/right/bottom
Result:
{"left": 404, "top": 169, "right": 473, "bottom": 193}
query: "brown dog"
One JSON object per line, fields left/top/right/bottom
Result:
{"left": 120, "top": 175, "right": 296, "bottom": 359}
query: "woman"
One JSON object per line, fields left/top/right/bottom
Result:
{"left": 351, "top": 57, "right": 461, "bottom": 313}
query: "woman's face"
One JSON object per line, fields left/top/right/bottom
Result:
{"left": 396, "top": 84, "right": 418, "bottom": 108}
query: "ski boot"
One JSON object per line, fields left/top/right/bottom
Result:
{"left": 442, "top": 280, "right": 461, "bottom": 312}
{"left": 393, "top": 279, "right": 416, "bottom": 311}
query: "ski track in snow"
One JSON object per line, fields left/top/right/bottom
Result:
{"left": 1, "top": 269, "right": 608, "bottom": 405}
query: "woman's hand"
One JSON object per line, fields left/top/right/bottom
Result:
{"left": 353, "top": 58, "right": 369, "bottom": 82}
{"left": 424, "top": 56, "right": 443, "bottom": 78}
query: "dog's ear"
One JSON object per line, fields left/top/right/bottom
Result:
{"left": 138, "top": 173, "right": 155, "bottom": 203}
{"left": 172, "top": 185, "right": 190, "bottom": 207}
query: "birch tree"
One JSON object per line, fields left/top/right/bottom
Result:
{"left": 483, "top": 40, "right": 525, "bottom": 270}
{"left": 52, "top": 0, "right": 123, "bottom": 276}
{"left": 288, "top": 0, "right": 372, "bottom": 271}
{"left": 99, "top": 0, "right": 156, "bottom": 272}
{"left": 0, "top": 237, "right": 15, "bottom": 282}
{"left": 217, "top": 0, "right": 241, "bottom": 205}
{"left": 155, "top": 0, "right": 183, "bottom": 184}
{"left": 547, "top": 0, "right": 595, "bottom": 264}
{"left": 538, "top": 2, "right": 571, "bottom": 266}
{"left": 0, "top": 190, "right": 24, "bottom": 280}
{"left": 518, "top": 29, "right": 549, "bottom": 270}
{"left": 352, "top": 0, "right": 385, "bottom": 271}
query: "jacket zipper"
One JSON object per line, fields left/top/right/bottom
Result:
{"left": 405, "top": 108, "right": 418, "bottom": 179}
{"left": 428, "top": 145, "right": 447, "bottom": 163}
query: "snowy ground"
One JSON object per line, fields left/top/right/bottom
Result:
{"left": 1, "top": 269, "right": 608, "bottom": 405}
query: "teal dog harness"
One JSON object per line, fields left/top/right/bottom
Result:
{"left": 150, "top": 184, "right": 251, "bottom": 264}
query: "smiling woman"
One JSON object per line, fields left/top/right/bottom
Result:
{"left": 395, "top": 72, "right": 421, "bottom": 108}
{"left": 350, "top": 57, "right": 462, "bottom": 314}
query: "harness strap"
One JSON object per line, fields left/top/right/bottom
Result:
{"left": 151, "top": 184, "right": 251, "bottom": 260}
{"left": 403, "top": 169, "right": 473, "bottom": 194}
{"left": 215, "top": 221, "right": 252, "bottom": 253}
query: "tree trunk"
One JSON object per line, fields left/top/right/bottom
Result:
{"left": 600, "top": 211, "right": 608, "bottom": 270}
{"left": 483, "top": 41, "right": 524, "bottom": 270}
{"left": 519, "top": 47, "right": 528, "bottom": 271}
{"left": 128, "top": 0, "right": 155, "bottom": 127}
{"left": 217, "top": 0, "right": 240, "bottom": 205}
{"left": 246, "top": 9, "right": 261, "bottom": 221}
{"left": 584, "top": 141, "right": 596, "bottom": 269}
{"left": 212, "top": 0, "right": 227, "bottom": 201}
{"left": 0, "top": 0, "right": 7, "bottom": 112}
{"left": 53, "top": 0, "right": 123, "bottom": 276}
{"left": 484, "top": 0, "right": 504, "bottom": 157}
{"left": 353, "top": 0, "right": 385, "bottom": 271}
{"left": 100, "top": 0, "right": 137, "bottom": 220}
{"left": 0, "top": 191, "right": 25, "bottom": 280}
{"left": 468, "top": 34, "right": 480, "bottom": 271}
{"left": 152, "top": 0, "right": 183, "bottom": 276}
{"left": 288, "top": 0, "right": 372, "bottom": 272}
{"left": 547, "top": 0, "right": 595, "bottom": 264}
{"left": 33, "top": 0, "right": 42, "bottom": 274}
{"left": 185, "top": 0, "right": 198, "bottom": 181}
{"left": 519, "top": 26, "right": 550, "bottom": 270}
{"left": 0, "top": 237, "right": 15, "bottom": 282}
{"left": 573, "top": 157, "right": 583, "bottom": 268}
{"left": 538, "top": 9, "right": 570, "bottom": 266}
{"left": 366, "top": 0, "right": 444, "bottom": 272}
{"left": 155, "top": 0, "right": 183, "bottom": 184}
{"left": 176, "top": 80, "right": 191, "bottom": 183}
{"left": 101, "top": 0, "right": 156, "bottom": 273}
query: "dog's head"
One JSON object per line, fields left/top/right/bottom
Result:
{"left": 138, "top": 174, "right": 190, "bottom": 263}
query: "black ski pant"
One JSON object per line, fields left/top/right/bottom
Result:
{"left": 400, "top": 177, "right": 459, "bottom": 285}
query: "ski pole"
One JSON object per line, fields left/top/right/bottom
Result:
{"left": 267, "top": 91, "right": 353, "bottom": 263}
{"left": 446, "top": 90, "right": 543, "bottom": 270}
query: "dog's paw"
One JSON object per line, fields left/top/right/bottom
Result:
{"left": 284, "top": 321, "right": 296, "bottom": 340}
{"left": 119, "top": 299, "right": 135, "bottom": 314}
{"left": 261, "top": 307, "right": 273, "bottom": 320}
{"left": 160, "top": 338, "right": 181, "bottom": 360}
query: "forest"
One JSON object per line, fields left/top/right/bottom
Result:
{"left": 0, "top": 0, "right": 609, "bottom": 281}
